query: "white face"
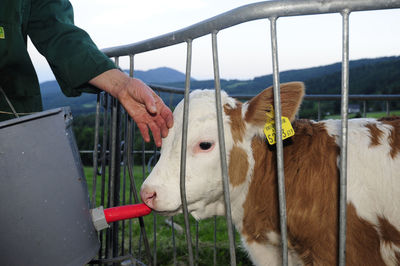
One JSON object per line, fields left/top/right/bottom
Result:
{"left": 140, "top": 90, "right": 237, "bottom": 220}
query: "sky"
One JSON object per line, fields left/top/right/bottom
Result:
{"left": 28, "top": 0, "right": 400, "bottom": 83}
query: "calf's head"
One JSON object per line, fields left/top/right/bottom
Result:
{"left": 140, "top": 82, "right": 305, "bottom": 220}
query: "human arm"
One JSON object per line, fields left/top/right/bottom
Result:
{"left": 27, "top": 0, "right": 116, "bottom": 96}
{"left": 27, "top": 0, "right": 173, "bottom": 145}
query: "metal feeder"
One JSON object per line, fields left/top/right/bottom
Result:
{"left": 0, "top": 108, "right": 151, "bottom": 266}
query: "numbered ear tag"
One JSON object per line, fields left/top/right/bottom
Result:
{"left": 263, "top": 106, "right": 295, "bottom": 145}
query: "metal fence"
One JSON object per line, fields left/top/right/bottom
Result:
{"left": 88, "top": 1, "right": 400, "bottom": 265}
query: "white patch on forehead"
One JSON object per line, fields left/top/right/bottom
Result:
{"left": 167, "top": 89, "right": 238, "bottom": 155}
{"left": 173, "top": 89, "right": 236, "bottom": 120}
{"left": 161, "top": 90, "right": 234, "bottom": 151}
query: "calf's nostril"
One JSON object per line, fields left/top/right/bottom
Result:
{"left": 140, "top": 189, "right": 157, "bottom": 208}
{"left": 149, "top": 191, "right": 156, "bottom": 199}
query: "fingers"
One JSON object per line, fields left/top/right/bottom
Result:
{"left": 142, "top": 92, "right": 157, "bottom": 114}
{"left": 138, "top": 121, "right": 163, "bottom": 148}
{"left": 160, "top": 105, "right": 174, "bottom": 129}
{"left": 137, "top": 123, "right": 150, "bottom": 143}
{"left": 154, "top": 113, "right": 169, "bottom": 138}
{"left": 123, "top": 101, "right": 169, "bottom": 147}
{"left": 149, "top": 121, "right": 163, "bottom": 147}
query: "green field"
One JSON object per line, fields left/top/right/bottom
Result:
{"left": 84, "top": 166, "right": 252, "bottom": 265}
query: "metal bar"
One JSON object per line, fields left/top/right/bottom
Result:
{"left": 149, "top": 83, "right": 400, "bottom": 102}
{"left": 121, "top": 113, "right": 128, "bottom": 255}
{"left": 363, "top": 101, "right": 367, "bottom": 118}
{"left": 386, "top": 101, "right": 390, "bottom": 116}
{"left": 128, "top": 138, "right": 134, "bottom": 256}
{"left": 106, "top": 92, "right": 114, "bottom": 261}
{"left": 102, "top": 0, "right": 400, "bottom": 57}
{"left": 92, "top": 93, "right": 101, "bottom": 208}
{"left": 109, "top": 77, "right": 118, "bottom": 206}
{"left": 245, "top": 94, "right": 400, "bottom": 102}
{"left": 129, "top": 54, "right": 134, "bottom": 77}
{"left": 168, "top": 92, "right": 174, "bottom": 108}
{"left": 211, "top": 31, "right": 237, "bottom": 266}
{"left": 195, "top": 221, "right": 199, "bottom": 265}
{"left": 107, "top": 97, "right": 116, "bottom": 261}
{"left": 153, "top": 145, "right": 158, "bottom": 266}
{"left": 128, "top": 141, "right": 133, "bottom": 256}
{"left": 124, "top": 54, "right": 153, "bottom": 266}
{"left": 339, "top": 9, "right": 350, "bottom": 266}
{"left": 304, "top": 94, "right": 400, "bottom": 101}
{"left": 112, "top": 58, "right": 122, "bottom": 259}
{"left": 180, "top": 39, "right": 195, "bottom": 266}
{"left": 121, "top": 54, "right": 135, "bottom": 256}
{"left": 139, "top": 138, "right": 146, "bottom": 261}
{"left": 128, "top": 54, "right": 134, "bottom": 256}
{"left": 99, "top": 93, "right": 109, "bottom": 262}
{"left": 213, "top": 216, "right": 217, "bottom": 266}
{"left": 149, "top": 84, "right": 186, "bottom": 94}
{"left": 126, "top": 117, "right": 153, "bottom": 265}
{"left": 269, "top": 16, "right": 288, "bottom": 266}
{"left": 172, "top": 217, "right": 177, "bottom": 266}
{"left": 318, "top": 101, "right": 321, "bottom": 121}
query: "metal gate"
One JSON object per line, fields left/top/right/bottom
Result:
{"left": 88, "top": 1, "right": 400, "bottom": 265}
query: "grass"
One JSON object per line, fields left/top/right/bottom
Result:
{"left": 84, "top": 166, "right": 252, "bottom": 265}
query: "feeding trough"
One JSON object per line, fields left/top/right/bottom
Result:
{"left": 0, "top": 108, "right": 151, "bottom": 266}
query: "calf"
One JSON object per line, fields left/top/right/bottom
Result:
{"left": 140, "top": 82, "right": 400, "bottom": 265}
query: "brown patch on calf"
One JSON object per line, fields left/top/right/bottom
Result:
{"left": 378, "top": 116, "right": 400, "bottom": 159}
{"left": 241, "top": 119, "right": 386, "bottom": 265}
{"left": 224, "top": 101, "right": 245, "bottom": 143}
{"left": 378, "top": 216, "right": 400, "bottom": 266}
{"left": 365, "top": 123, "right": 383, "bottom": 147}
{"left": 378, "top": 216, "right": 400, "bottom": 246}
{"left": 245, "top": 82, "right": 305, "bottom": 126}
{"left": 346, "top": 204, "right": 386, "bottom": 266}
{"left": 229, "top": 145, "right": 249, "bottom": 187}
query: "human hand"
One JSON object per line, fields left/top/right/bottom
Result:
{"left": 117, "top": 78, "right": 173, "bottom": 147}
{"left": 89, "top": 69, "right": 173, "bottom": 147}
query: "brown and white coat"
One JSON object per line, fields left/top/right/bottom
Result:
{"left": 141, "top": 82, "right": 400, "bottom": 265}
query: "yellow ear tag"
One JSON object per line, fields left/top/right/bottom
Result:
{"left": 263, "top": 105, "right": 295, "bottom": 145}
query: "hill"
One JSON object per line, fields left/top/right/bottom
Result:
{"left": 129, "top": 67, "right": 195, "bottom": 84}
{"left": 40, "top": 56, "right": 400, "bottom": 115}
{"left": 164, "top": 56, "right": 399, "bottom": 95}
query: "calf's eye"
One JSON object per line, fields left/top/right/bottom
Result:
{"left": 199, "top": 142, "right": 213, "bottom": 150}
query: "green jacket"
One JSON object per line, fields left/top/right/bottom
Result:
{"left": 0, "top": 0, "right": 116, "bottom": 121}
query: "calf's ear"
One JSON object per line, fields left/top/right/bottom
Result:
{"left": 244, "top": 82, "right": 305, "bottom": 125}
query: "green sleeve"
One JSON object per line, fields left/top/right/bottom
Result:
{"left": 27, "top": 0, "right": 117, "bottom": 96}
